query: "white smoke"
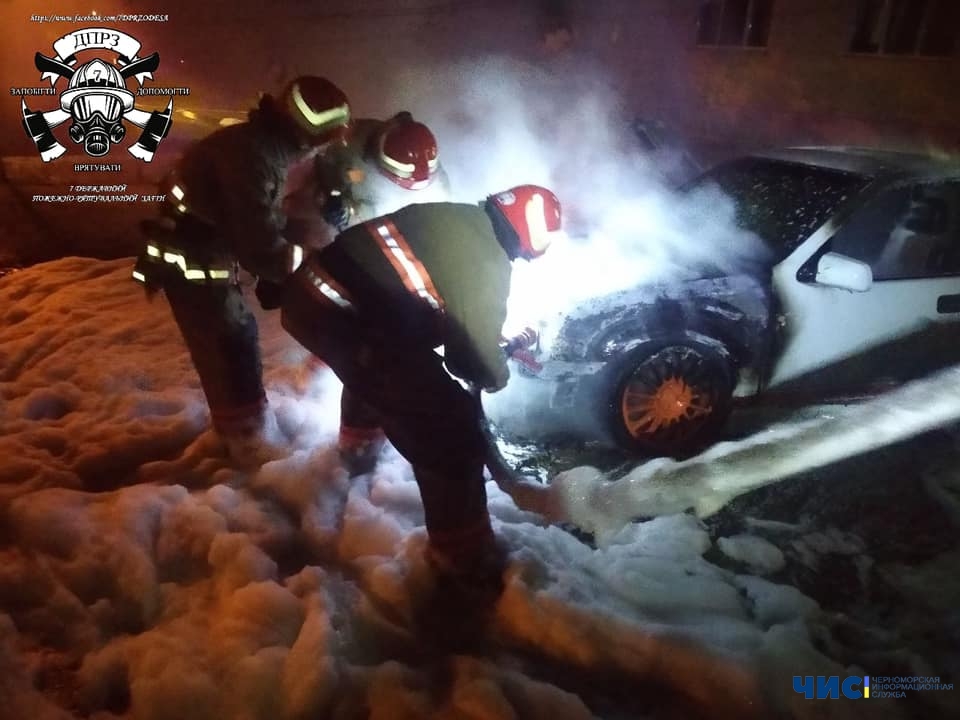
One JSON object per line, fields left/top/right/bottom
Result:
{"left": 377, "top": 56, "right": 768, "bottom": 342}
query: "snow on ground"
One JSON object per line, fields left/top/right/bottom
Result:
{"left": 0, "top": 257, "right": 930, "bottom": 719}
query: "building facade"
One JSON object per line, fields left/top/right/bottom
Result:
{"left": 567, "top": 0, "right": 960, "bottom": 159}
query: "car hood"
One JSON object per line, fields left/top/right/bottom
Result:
{"left": 549, "top": 272, "right": 774, "bottom": 363}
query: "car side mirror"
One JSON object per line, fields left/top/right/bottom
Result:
{"left": 815, "top": 252, "right": 873, "bottom": 292}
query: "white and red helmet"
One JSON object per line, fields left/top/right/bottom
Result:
{"left": 487, "top": 185, "right": 562, "bottom": 260}
{"left": 376, "top": 115, "right": 439, "bottom": 190}
{"left": 281, "top": 75, "right": 351, "bottom": 146}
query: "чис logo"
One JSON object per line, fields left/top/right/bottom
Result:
{"left": 20, "top": 28, "right": 173, "bottom": 162}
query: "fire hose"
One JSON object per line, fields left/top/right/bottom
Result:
{"left": 476, "top": 328, "right": 559, "bottom": 512}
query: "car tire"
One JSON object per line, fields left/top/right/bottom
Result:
{"left": 608, "top": 340, "right": 734, "bottom": 457}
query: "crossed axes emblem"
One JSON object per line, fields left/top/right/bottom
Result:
{"left": 22, "top": 51, "right": 173, "bottom": 162}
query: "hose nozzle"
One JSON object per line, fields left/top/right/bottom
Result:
{"left": 501, "top": 327, "right": 539, "bottom": 356}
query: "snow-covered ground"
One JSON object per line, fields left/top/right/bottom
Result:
{"left": 1, "top": 257, "right": 956, "bottom": 719}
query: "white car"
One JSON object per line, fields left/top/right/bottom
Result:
{"left": 511, "top": 147, "right": 960, "bottom": 456}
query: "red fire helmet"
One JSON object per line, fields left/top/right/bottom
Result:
{"left": 281, "top": 75, "right": 351, "bottom": 146}
{"left": 487, "top": 184, "right": 562, "bottom": 259}
{"left": 376, "top": 116, "right": 439, "bottom": 190}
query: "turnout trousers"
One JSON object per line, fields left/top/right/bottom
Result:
{"left": 281, "top": 268, "right": 495, "bottom": 557}
{"left": 163, "top": 271, "right": 268, "bottom": 436}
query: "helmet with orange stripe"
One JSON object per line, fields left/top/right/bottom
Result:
{"left": 280, "top": 75, "right": 351, "bottom": 147}
{"left": 486, "top": 185, "right": 562, "bottom": 260}
{"left": 375, "top": 113, "right": 439, "bottom": 190}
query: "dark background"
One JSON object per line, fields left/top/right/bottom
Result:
{"left": 1, "top": 0, "right": 958, "bottom": 267}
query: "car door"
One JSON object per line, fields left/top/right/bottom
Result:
{"left": 767, "top": 179, "right": 960, "bottom": 397}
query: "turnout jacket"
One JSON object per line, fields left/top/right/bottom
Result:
{"left": 170, "top": 98, "right": 315, "bottom": 283}
{"left": 306, "top": 202, "right": 512, "bottom": 392}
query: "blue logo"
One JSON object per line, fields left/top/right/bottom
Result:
{"left": 794, "top": 675, "right": 953, "bottom": 699}
{"left": 793, "top": 676, "right": 867, "bottom": 699}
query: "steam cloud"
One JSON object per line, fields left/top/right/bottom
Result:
{"left": 378, "top": 56, "right": 769, "bottom": 341}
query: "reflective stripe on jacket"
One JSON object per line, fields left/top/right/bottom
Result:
{"left": 309, "top": 202, "right": 511, "bottom": 391}
{"left": 166, "top": 99, "right": 314, "bottom": 283}
{"left": 132, "top": 235, "right": 237, "bottom": 286}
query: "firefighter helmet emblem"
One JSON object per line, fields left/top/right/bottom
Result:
{"left": 20, "top": 27, "right": 174, "bottom": 162}
{"left": 60, "top": 60, "right": 135, "bottom": 157}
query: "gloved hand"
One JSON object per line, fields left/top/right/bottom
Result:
{"left": 254, "top": 278, "right": 285, "bottom": 310}
{"left": 322, "top": 192, "right": 351, "bottom": 231}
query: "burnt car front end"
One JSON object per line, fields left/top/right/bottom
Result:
{"left": 486, "top": 149, "right": 885, "bottom": 453}
{"left": 486, "top": 273, "right": 777, "bottom": 447}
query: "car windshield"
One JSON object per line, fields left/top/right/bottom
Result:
{"left": 685, "top": 157, "right": 871, "bottom": 261}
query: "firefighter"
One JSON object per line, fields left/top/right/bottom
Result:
{"left": 283, "top": 110, "right": 449, "bottom": 245}
{"left": 284, "top": 112, "right": 450, "bottom": 403}
{"left": 337, "top": 111, "right": 451, "bottom": 222}
{"left": 280, "top": 185, "right": 562, "bottom": 596}
{"left": 132, "top": 76, "right": 352, "bottom": 463}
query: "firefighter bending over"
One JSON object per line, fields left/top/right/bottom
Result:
{"left": 280, "top": 185, "right": 562, "bottom": 600}
{"left": 283, "top": 111, "right": 452, "bottom": 443}
{"left": 133, "top": 76, "right": 351, "bottom": 463}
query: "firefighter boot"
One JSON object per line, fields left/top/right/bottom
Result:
{"left": 215, "top": 400, "right": 288, "bottom": 467}
{"left": 416, "top": 522, "right": 509, "bottom": 651}
{"left": 338, "top": 426, "right": 386, "bottom": 478}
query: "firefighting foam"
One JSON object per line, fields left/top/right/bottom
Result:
{"left": 493, "top": 363, "right": 960, "bottom": 544}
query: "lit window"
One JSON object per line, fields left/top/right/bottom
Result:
{"left": 851, "top": 0, "right": 958, "bottom": 57}
{"left": 697, "top": 0, "right": 773, "bottom": 48}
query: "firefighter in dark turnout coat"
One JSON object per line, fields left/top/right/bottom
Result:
{"left": 280, "top": 185, "right": 562, "bottom": 577}
{"left": 284, "top": 112, "right": 451, "bottom": 458}
{"left": 133, "top": 76, "right": 351, "bottom": 460}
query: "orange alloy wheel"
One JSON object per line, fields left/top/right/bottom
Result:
{"left": 611, "top": 343, "right": 733, "bottom": 455}
{"left": 621, "top": 374, "right": 714, "bottom": 436}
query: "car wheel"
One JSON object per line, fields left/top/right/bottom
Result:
{"left": 609, "top": 341, "right": 734, "bottom": 457}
